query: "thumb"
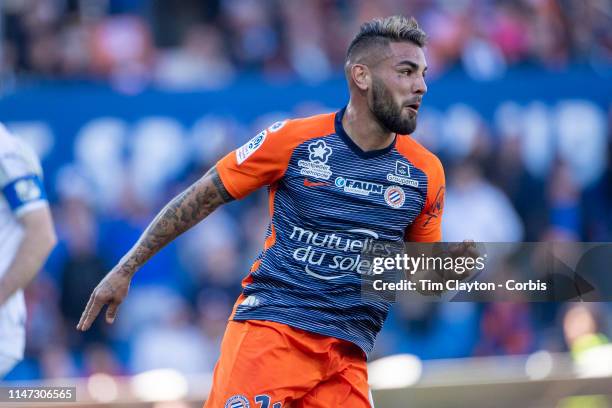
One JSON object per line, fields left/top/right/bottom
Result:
{"left": 106, "top": 303, "right": 120, "bottom": 324}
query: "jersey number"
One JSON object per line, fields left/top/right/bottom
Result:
{"left": 255, "top": 395, "right": 281, "bottom": 408}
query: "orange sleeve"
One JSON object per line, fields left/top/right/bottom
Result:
{"left": 405, "top": 155, "right": 445, "bottom": 242}
{"left": 216, "top": 120, "right": 295, "bottom": 200}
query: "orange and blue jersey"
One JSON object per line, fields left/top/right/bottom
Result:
{"left": 216, "top": 108, "right": 445, "bottom": 354}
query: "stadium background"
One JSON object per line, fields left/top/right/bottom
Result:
{"left": 0, "top": 0, "right": 611, "bottom": 406}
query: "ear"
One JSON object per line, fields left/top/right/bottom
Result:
{"left": 350, "top": 64, "right": 370, "bottom": 91}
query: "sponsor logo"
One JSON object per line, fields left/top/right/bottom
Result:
{"left": 335, "top": 177, "right": 383, "bottom": 196}
{"left": 225, "top": 395, "right": 250, "bottom": 408}
{"left": 298, "top": 140, "right": 333, "bottom": 180}
{"left": 268, "top": 120, "right": 286, "bottom": 132}
{"left": 308, "top": 140, "right": 332, "bottom": 164}
{"left": 303, "top": 179, "right": 329, "bottom": 187}
{"left": 384, "top": 185, "right": 406, "bottom": 208}
{"left": 239, "top": 295, "right": 261, "bottom": 308}
{"left": 236, "top": 130, "right": 267, "bottom": 165}
{"left": 289, "top": 226, "right": 395, "bottom": 280}
{"left": 396, "top": 160, "right": 410, "bottom": 177}
{"left": 386, "top": 160, "right": 419, "bottom": 187}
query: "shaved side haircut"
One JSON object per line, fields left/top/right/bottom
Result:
{"left": 346, "top": 15, "right": 427, "bottom": 67}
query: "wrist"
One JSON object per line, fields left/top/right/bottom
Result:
{"left": 113, "top": 262, "right": 136, "bottom": 279}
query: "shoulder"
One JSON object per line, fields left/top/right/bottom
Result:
{"left": 241, "top": 112, "right": 335, "bottom": 163}
{"left": 0, "top": 123, "right": 17, "bottom": 154}
{"left": 267, "top": 112, "right": 336, "bottom": 143}
{"left": 0, "top": 125, "right": 43, "bottom": 185}
{"left": 395, "top": 134, "right": 443, "bottom": 179}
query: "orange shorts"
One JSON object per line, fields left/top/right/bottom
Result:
{"left": 203, "top": 320, "right": 373, "bottom": 408}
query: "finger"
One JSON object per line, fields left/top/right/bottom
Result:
{"left": 77, "top": 293, "right": 96, "bottom": 331}
{"left": 106, "top": 302, "right": 120, "bottom": 324}
{"left": 465, "top": 241, "right": 480, "bottom": 258}
{"left": 447, "top": 243, "right": 459, "bottom": 255}
{"left": 79, "top": 296, "right": 105, "bottom": 331}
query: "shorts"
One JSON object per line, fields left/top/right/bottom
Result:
{"left": 204, "top": 320, "right": 373, "bottom": 408}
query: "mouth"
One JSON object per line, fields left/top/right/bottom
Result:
{"left": 404, "top": 103, "right": 420, "bottom": 113}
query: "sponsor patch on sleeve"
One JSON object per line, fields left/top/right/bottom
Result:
{"left": 268, "top": 120, "right": 287, "bottom": 132}
{"left": 236, "top": 130, "right": 267, "bottom": 165}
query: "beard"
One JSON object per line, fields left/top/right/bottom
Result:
{"left": 370, "top": 77, "right": 417, "bottom": 135}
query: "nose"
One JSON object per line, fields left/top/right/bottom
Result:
{"left": 413, "top": 74, "right": 427, "bottom": 95}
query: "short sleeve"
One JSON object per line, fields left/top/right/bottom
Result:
{"left": 404, "top": 157, "right": 445, "bottom": 242}
{"left": 0, "top": 135, "right": 48, "bottom": 216}
{"left": 0, "top": 151, "right": 32, "bottom": 186}
{"left": 216, "top": 120, "right": 293, "bottom": 200}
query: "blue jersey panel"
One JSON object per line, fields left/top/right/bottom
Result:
{"left": 233, "top": 110, "right": 432, "bottom": 354}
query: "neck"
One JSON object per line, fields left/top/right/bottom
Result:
{"left": 342, "top": 100, "right": 396, "bottom": 152}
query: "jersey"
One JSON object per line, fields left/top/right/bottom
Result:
{"left": 216, "top": 108, "right": 445, "bottom": 353}
{"left": 0, "top": 124, "right": 48, "bottom": 360}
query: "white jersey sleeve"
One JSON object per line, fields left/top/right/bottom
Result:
{"left": 0, "top": 124, "right": 41, "bottom": 363}
{"left": 0, "top": 124, "right": 48, "bottom": 217}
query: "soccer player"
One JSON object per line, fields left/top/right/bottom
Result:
{"left": 78, "top": 16, "right": 447, "bottom": 407}
{"left": 0, "top": 124, "right": 57, "bottom": 378}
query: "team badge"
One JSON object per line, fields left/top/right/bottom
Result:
{"left": 236, "top": 130, "right": 267, "bottom": 165}
{"left": 384, "top": 186, "right": 405, "bottom": 208}
{"left": 225, "top": 394, "right": 250, "bottom": 408}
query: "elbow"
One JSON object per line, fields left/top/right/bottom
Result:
{"left": 45, "top": 228, "right": 58, "bottom": 255}
{"left": 40, "top": 223, "right": 58, "bottom": 257}
{"left": 19, "top": 207, "right": 58, "bottom": 261}
{"left": 30, "top": 222, "right": 57, "bottom": 258}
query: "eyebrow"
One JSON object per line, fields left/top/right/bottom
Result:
{"left": 396, "top": 60, "right": 428, "bottom": 72}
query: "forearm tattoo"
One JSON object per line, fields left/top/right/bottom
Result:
{"left": 119, "top": 166, "right": 233, "bottom": 276}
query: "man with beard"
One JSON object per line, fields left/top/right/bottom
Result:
{"left": 78, "top": 15, "right": 444, "bottom": 407}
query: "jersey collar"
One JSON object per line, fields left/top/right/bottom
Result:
{"left": 334, "top": 107, "right": 397, "bottom": 159}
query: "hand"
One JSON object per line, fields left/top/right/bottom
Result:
{"left": 447, "top": 240, "right": 480, "bottom": 280}
{"left": 448, "top": 240, "right": 478, "bottom": 258}
{"left": 409, "top": 240, "right": 479, "bottom": 297}
{"left": 77, "top": 268, "right": 131, "bottom": 331}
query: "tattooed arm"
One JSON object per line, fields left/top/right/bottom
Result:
{"left": 77, "top": 167, "right": 233, "bottom": 331}
{"left": 115, "top": 166, "right": 232, "bottom": 279}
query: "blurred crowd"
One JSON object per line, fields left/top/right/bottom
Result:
{"left": 2, "top": 0, "right": 612, "bottom": 384}
{"left": 2, "top": 0, "right": 612, "bottom": 91}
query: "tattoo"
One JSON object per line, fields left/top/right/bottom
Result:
{"left": 423, "top": 186, "right": 444, "bottom": 227}
{"left": 119, "top": 166, "right": 233, "bottom": 277}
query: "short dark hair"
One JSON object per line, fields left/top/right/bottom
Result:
{"left": 346, "top": 15, "right": 427, "bottom": 62}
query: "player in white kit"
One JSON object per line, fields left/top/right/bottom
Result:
{"left": 0, "top": 124, "right": 56, "bottom": 378}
